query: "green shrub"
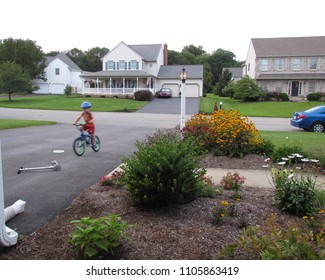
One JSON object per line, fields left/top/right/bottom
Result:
{"left": 121, "top": 130, "right": 206, "bottom": 206}
{"left": 307, "top": 93, "right": 322, "bottom": 101}
{"left": 134, "top": 90, "right": 152, "bottom": 101}
{"left": 64, "top": 85, "right": 72, "bottom": 96}
{"left": 233, "top": 76, "right": 265, "bottom": 101}
{"left": 252, "top": 138, "right": 275, "bottom": 156}
{"left": 278, "top": 92, "right": 289, "bottom": 101}
{"left": 218, "top": 214, "right": 325, "bottom": 260}
{"left": 271, "top": 145, "right": 304, "bottom": 163}
{"left": 272, "top": 169, "right": 317, "bottom": 216}
{"left": 70, "top": 214, "right": 129, "bottom": 258}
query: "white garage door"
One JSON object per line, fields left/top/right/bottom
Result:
{"left": 184, "top": 83, "right": 199, "bottom": 97}
{"left": 34, "top": 83, "right": 49, "bottom": 94}
{"left": 51, "top": 83, "right": 65, "bottom": 94}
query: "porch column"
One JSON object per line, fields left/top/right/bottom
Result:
{"left": 96, "top": 77, "right": 99, "bottom": 95}
{"left": 136, "top": 77, "right": 139, "bottom": 91}
{"left": 123, "top": 77, "right": 125, "bottom": 94}
{"left": 81, "top": 77, "right": 84, "bottom": 95}
{"left": 110, "top": 77, "right": 112, "bottom": 95}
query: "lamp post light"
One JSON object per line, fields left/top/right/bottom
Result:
{"left": 180, "top": 67, "right": 187, "bottom": 131}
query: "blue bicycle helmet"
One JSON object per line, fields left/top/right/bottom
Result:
{"left": 81, "top": 101, "right": 92, "bottom": 109}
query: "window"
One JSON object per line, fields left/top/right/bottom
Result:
{"left": 118, "top": 60, "right": 126, "bottom": 70}
{"left": 275, "top": 58, "right": 285, "bottom": 71}
{"left": 276, "top": 81, "right": 283, "bottom": 92}
{"left": 259, "top": 82, "right": 267, "bottom": 91}
{"left": 106, "top": 60, "right": 115, "bottom": 70}
{"left": 248, "top": 63, "right": 250, "bottom": 71}
{"left": 309, "top": 57, "right": 317, "bottom": 70}
{"left": 129, "top": 60, "right": 138, "bottom": 70}
{"left": 260, "top": 59, "right": 269, "bottom": 71}
{"left": 292, "top": 58, "right": 301, "bottom": 70}
{"left": 55, "top": 68, "right": 60, "bottom": 75}
{"left": 308, "top": 81, "right": 316, "bottom": 93}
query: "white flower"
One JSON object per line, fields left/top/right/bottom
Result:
{"left": 295, "top": 154, "right": 304, "bottom": 158}
{"left": 277, "top": 162, "right": 286, "bottom": 165}
{"left": 288, "top": 155, "right": 295, "bottom": 159}
{"left": 301, "top": 158, "right": 310, "bottom": 162}
{"left": 286, "top": 137, "right": 289, "bottom": 139}
{"left": 288, "top": 174, "right": 294, "bottom": 179}
{"left": 262, "top": 164, "right": 269, "bottom": 168}
{"left": 311, "top": 159, "right": 319, "bottom": 163}
{"left": 282, "top": 157, "right": 289, "bottom": 161}
{"left": 295, "top": 166, "right": 301, "bottom": 170}
{"left": 265, "top": 158, "right": 271, "bottom": 162}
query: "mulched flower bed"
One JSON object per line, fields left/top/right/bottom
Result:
{"left": 0, "top": 154, "right": 321, "bottom": 260}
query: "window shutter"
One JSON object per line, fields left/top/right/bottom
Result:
{"left": 105, "top": 62, "right": 108, "bottom": 70}
{"left": 113, "top": 62, "right": 116, "bottom": 70}
{"left": 137, "top": 62, "right": 139, "bottom": 70}
{"left": 117, "top": 62, "right": 119, "bottom": 70}
{"left": 125, "top": 62, "right": 127, "bottom": 70}
{"left": 128, "top": 62, "right": 131, "bottom": 70}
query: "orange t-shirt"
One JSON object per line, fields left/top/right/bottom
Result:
{"left": 82, "top": 112, "right": 94, "bottom": 126}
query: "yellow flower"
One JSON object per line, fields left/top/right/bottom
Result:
{"left": 319, "top": 209, "right": 325, "bottom": 214}
{"left": 310, "top": 216, "right": 314, "bottom": 219}
{"left": 302, "top": 216, "right": 308, "bottom": 219}
{"left": 236, "top": 198, "right": 241, "bottom": 201}
{"left": 220, "top": 213, "right": 225, "bottom": 217}
{"left": 221, "top": 201, "right": 229, "bottom": 206}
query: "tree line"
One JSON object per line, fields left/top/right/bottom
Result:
{"left": 0, "top": 38, "right": 244, "bottom": 100}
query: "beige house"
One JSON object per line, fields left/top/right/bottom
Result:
{"left": 80, "top": 42, "right": 203, "bottom": 97}
{"left": 243, "top": 36, "right": 325, "bottom": 98}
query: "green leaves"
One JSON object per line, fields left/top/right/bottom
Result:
{"left": 122, "top": 130, "right": 207, "bottom": 206}
{"left": 70, "top": 214, "right": 129, "bottom": 258}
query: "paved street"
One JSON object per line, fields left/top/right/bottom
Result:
{"left": 0, "top": 102, "right": 296, "bottom": 235}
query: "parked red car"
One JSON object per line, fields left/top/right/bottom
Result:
{"left": 156, "top": 88, "right": 172, "bottom": 98}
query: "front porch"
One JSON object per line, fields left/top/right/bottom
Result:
{"left": 80, "top": 71, "right": 157, "bottom": 97}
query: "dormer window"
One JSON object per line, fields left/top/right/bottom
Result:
{"left": 292, "top": 58, "right": 301, "bottom": 70}
{"left": 260, "top": 59, "right": 269, "bottom": 71}
{"left": 106, "top": 60, "right": 115, "bottom": 70}
{"left": 55, "top": 68, "right": 60, "bottom": 75}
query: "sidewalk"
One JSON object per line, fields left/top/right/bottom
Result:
{"left": 206, "top": 168, "right": 325, "bottom": 189}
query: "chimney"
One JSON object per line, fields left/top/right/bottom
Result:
{"left": 163, "top": 43, "right": 168, "bottom": 65}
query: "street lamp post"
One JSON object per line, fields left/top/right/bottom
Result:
{"left": 180, "top": 67, "right": 187, "bottom": 131}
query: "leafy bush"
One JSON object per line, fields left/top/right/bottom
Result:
{"left": 64, "top": 85, "right": 72, "bottom": 96}
{"left": 121, "top": 130, "right": 206, "bottom": 206}
{"left": 183, "top": 109, "right": 264, "bottom": 157}
{"left": 271, "top": 145, "right": 304, "bottom": 163}
{"left": 252, "top": 138, "right": 275, "bottom": 156}
{"left": 134, "top": 90, "right": 152, "bottom": 101}
{"left": 233, "top": 76, "right": 265, "bottom": 101}
{"left": 272, "top": 168, "right": 317, "bottom": 216}
{"left": 307, "top": 93, "right": 322, "bottom": 101}
{"left": 278, "top": 92, "right": 289, "bottom": 101}
{"left": 219, "top": 214, "right": 325, "bottom": 259}
{"left": 70, "top": 214, "right": 129, "bottom": 258}
{"left": 221, "top": 82, "right": 235, "bottom": 98}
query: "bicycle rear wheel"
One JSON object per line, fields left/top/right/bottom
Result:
{"left": 91, "top": 136, "right": 100, "bottom": 152}
{"left": 73, "top": 137, "right": 85, "bottom": 156}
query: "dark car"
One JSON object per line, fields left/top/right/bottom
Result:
{"left": 290, "top": 105, "right": 325, "bottom": 132}
{"left": 156, "top": 88, "right": 172, "bottom": 98}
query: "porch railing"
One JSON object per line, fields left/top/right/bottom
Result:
{"left": 82, "top": 87, "right": 154, "bottom": 96}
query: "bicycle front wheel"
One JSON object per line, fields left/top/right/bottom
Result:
{"left": 92, "top": 136, "right": 100, "bottom": 152}
{"left": 73, "top": 137, "right": 85, "bottom": 156}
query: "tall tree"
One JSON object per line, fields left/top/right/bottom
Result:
{"left": 0, "top": 38, "right": 46, "bottom": 80}
{"left": 83, "top": 47, "right": 109, "bottom": 72}
{"left": 214, "top": 68, "right": 233, "bottom": 95}
{"left": 208, "top": 48, "right": 239, "bottom": 85}
{"left": 0, "top": 62, "right": 33, "bottom": 101}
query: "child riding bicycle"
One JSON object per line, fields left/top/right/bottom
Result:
{"left": 73, "top": 101, "right": 97, "bottom": 149}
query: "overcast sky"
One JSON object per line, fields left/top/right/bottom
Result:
{"left": 1, "top": 0, "right": 324, "bottom": 61}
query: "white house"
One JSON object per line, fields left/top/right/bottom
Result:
{"left": 33, "top": 52, "right": 83, "bottom": 94}
{"left": 244, "top": 36, "right": 325, "bottom": 98}
{"left": 80, "top": 42, "right": 204, "bottom": 98}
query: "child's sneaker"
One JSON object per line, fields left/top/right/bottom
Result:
{"left": 92, "top": 144, "right": 97, "bottom": 149}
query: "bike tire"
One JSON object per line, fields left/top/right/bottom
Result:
{"left": 92, "top": 136, "right": 101, "bottom": 152}
{"left": 73, "top": 137, "right": 85, "bottom": 156}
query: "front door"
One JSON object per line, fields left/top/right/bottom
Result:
{"left": 291, "top": 81, "right": 300, "bottom": 96}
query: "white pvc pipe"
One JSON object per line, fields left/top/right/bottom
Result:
{"left": 4, "top": 200, "right": 26, "bottom": 222}
{"left": 0, "top": 138, "right": 19, "bottom": 247}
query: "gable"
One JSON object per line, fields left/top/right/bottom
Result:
{"left": 102, "top": 42, "right": 143, "bottom": 62}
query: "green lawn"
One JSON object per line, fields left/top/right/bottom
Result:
{"left": 0, "top": 119, "right": 56, "bottom": 130}
{"left": 200, "top": 94, "right": 325, "bottom": 117}
{"left": 260, "top": 130, "right": 325, "bottom": 157}
{"left": 0, "top": 94, "right": 148, "bottom": 112}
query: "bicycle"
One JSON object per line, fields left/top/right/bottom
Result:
{"left": 73, "top": 123, "right": 100, "bottom": 156}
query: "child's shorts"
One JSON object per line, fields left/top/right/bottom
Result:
{"left": 84, "top": 124, "right": 95, "bottom": 134}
